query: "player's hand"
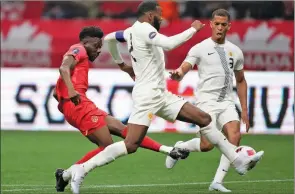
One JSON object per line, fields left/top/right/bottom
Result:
{"left": 125, "top": 67, "right": 135, "bottom": 81}
{"left": 191, "top": 20, "right": 205, "bottom": 32}
{"left": 127, "top": 70, "right": 136, "bottom": 81}
{"left": 241, "top": 110, "right": 250, "bottom": 132}
{"left": 69, "top": 90, "right": 81, "bottom": 106}
{"left": 118, "top": 62, "right": 135, "bottom": 81}
{"left": 169, "top": 68, "right": 184, "bottom": 81}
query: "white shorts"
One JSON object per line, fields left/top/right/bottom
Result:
{"left": 195, "top": 100, "right": 240, "bottom": 131}
{"left": 128, "top": 89, "right": 187, "bottom": 126}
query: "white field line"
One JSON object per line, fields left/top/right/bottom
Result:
{"left": 1, "top": 179, "right": 294, "bottom": 192}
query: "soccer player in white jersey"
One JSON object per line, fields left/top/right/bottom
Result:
{"left": 69, "top": 3, "right": 264, "bottom": 193}
{"left": 166, "top": 9, "right": 264, "bottom": 192}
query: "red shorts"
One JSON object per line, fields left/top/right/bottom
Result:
{"left": 58, "top": 95, "right": 108, "bottom": 136}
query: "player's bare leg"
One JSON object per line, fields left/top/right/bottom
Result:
{"left": 69, "top": 124, "right": 148, "bottom": 194}
{"left": 166, "top": 102, "right": 264, "bottom": 175}
{"left": 70, "top": 123, "right": 190, "bottom": 193}
{"left": 56, "top": 116, "right": 175, "bottom": 193}
{"left": 105, "top": 115, "right": 179, "bottom": 154}
{"left": 209, "top": 121, "right": 241, "bottom": 192}
{"left": 56, "top": 126, "right": 113, "bottom": 193}
{"left": 170, "top": 122, "right": 240, "bottom": 192}
{"left": 165, "top": 102, "right": 213, "bottom": 168}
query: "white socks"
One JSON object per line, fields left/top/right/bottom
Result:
{"left": 213, "top": 154, "right": 231, "bottom": 183}
{"left": 62, "top": 168, "right": 72, "bottom": 182}
{"left": 82, "top": 141, "right": 128, "bottom": 173}
{"left": 176, "top": 138, "right": 201, "bottom": 152}
{"left": 159, "top": 145, "right": 173, "bottom": 154}
{"left": 200, "top": 120, "right": 238, "bottom": 163}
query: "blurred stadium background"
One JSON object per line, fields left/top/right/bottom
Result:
{"left": 1, "top": 1, "right": 294, "bottom": 194}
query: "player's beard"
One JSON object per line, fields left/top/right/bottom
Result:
{"left": 89, "top": 56, "right": 95, "bottom": 62}
{"left": 153, "top": 17, "right": 161, "bottom": 32}
{"left": 87, "top": 51, "right": 99, "bottom": 62}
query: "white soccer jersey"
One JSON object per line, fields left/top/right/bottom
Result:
{"left": 104, "top": 21, "right": 197, "bottom": 126}
{"left": 106, "top": 21, "right": 196, "bottom": 93}
{"left": 123, "top": 23, "right": 166, "bottom": 91}
{"left": 124, "top": 21, "right": 197, "bottom": 92}
{"left": 184, "top": 38, "right": 244, "bottom": 103}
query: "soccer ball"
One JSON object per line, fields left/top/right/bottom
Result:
{"left": 235, "top": 146, "right": 256, "bottom": 158}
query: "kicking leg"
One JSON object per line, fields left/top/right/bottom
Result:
{"left": 70, "top": 122, "right": 190, "bottom": 193}
{"left": 171, "top": 102, "right": 263, "bottom": 175}
{"left": 165, "top": 129, "right": 215, "bottom": 169}
{"left": 70, "top": 124, "right": 148, "bottom": 194}
{"left": 105, "top": 115, "right": 174, "bottom": 154}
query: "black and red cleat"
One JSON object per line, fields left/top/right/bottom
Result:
{"left": 55, "top": 168, "right": 69, "bottom": 192}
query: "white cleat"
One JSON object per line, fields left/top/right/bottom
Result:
{"left": 165, "top": 141, "right": 183, "bottom": 169}
{"left": 209, "top": 182, "right": 232, "bottom": 192}
{"left": 70, "top": 165, "right": 87, "bottom": 194}
{"left": 235, "top": 151, "right": 264, "bottom": 175}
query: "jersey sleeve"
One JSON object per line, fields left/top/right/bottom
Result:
{"left": 64, "top": 45, "right": 87, "bottom": 62}
{"left": 140, "top": 23, "right": 196, "bottom": 51}
{"left": 183, "top": 44, "right": 201, "bottom": 68}
{"left": 234, "top": 49, "right": 244, "bottom": 71}
{"left": 104, "top": 28, "right": 131, "bottom": 64}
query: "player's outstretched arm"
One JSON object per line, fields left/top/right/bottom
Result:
{"left": 104, "top": 31, "right": 125, "bottom": 64}
{"left": 104, "top": 30, "right": 135, "bottom": 80}
{"left": 170, "top": 43, "right": 201, "bottom": 81}
{"left": 170, "top": 62, "right": 192, "bottom": 81}
{"left": 143, "top": 20, "right": 205, "bottom": 51}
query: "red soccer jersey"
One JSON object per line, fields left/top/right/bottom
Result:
{"left": 55, "top": 43, "right": 90, "bottom": 100}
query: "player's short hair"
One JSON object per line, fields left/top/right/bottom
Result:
{"left": 79, "top": 26, "right": 104, "bottom": 41}
{"left": 137, "top": 1, "right": 159, "bottom": 18}
{"left": 211, "top": 9, "right": 231, "bottom": 21}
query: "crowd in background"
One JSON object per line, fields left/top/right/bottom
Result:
{"left": 1, "top": 1, "right": 293, "bottom": 21}
{"left": 1, "top": 1, "right": 294, "bottom": 70}
{"left": 42, "top": 1, "right": 294, "bottom": 21}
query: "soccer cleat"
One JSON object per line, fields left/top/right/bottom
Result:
{"left": 70, "top": 165, "right": 87, "bottom": 194}
{"left": 55, "top": 168, "right": 69, "bottom": 192}
{"left": 209, "top": 182, "right": 232, "bottom": 192}
{"left": 234, "top": 151, "right": 264, "bottom": 175}
{"left": 165, "top": 141, "right": 185, "bottom": 169}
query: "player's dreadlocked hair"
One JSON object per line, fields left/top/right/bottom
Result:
{"left": 79, "top": 26, "right": 104, "bottom": 41}
{"left": 211, "top": 9, "right": 231, "bottom": 21}
{"left": 137, "top": 1, "right": 159, "bottom": 18}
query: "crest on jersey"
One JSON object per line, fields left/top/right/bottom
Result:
{"left": 229, "top": 52, "right": 233, "bottom": 56}
{"left": 72, "top": 48, "right": 80, "bottom": 54}
{"left": 149, "top": 32, "right": 157, "bottom": 39}
{"left": 91, "top": 116, "right": 98, "bottom": 123}
{"left": 148, "top": 112, "right": 153, "bottom": 120}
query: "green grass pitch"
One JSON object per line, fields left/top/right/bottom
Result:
{"left": 1, "top": 131, "right": 294, "bottom": 194}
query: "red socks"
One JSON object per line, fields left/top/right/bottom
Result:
{"left": 75, "top": 147, "right": 105, "bottom": 164}
{"left": 75, "top": 127, "right": 162, "bottom": 165}
{"left": 121, "top": 127, "right": 161, "bottom": 152}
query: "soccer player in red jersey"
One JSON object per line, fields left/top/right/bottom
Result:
{"left": 54, "top": 26, "right": 189, "bottom": 192}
